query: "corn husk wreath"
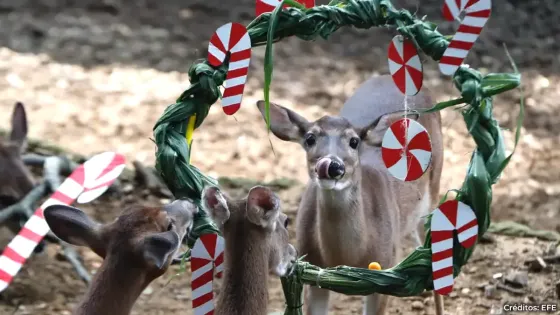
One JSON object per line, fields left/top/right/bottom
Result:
{"left": 152, "top": 0, "right": 523, "bottom": 313}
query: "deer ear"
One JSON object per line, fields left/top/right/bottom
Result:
{"left": 141, "top": 231, "right": 180, "bottom": 270}
{"left": 202, "top": 186, "right": 230, "bottom": 228}
{"left": 43, "top": 205, "right": 106, "bottom": 257}
{"left": 10, "top": 102, "right": 28, "bottom": 152}
{"left": 246, "top": 185, "right": 280, "bottom": 229}
{"left": 360, "top": 111, "right": 419, "bottom": 147}
{"left": 256, "top": 101, "right": 310, "bottom": 142}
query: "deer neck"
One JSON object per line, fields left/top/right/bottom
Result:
{"left": 218, "top": 227, "right": 269, "bottom": 315}
{"left": 74, "top": 255, "right": 149, "bottom": 315}
{"left": 315, "top": 172, "right": 368, "bottom": 265}
{"left": 316, "top": 171, "right": 365, "bottom": 220}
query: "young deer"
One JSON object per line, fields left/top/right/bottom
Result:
{"left": 43, "top": 199, "right": 198, "bottom": 315}
{"left": 0, "top": 102, "right": 35, "bottom": 233}
{"left": 201, "top": 185, "right": 297, "bottom": 315}
{"left": 256, "top": 74, "right": 444, "bottom": 315}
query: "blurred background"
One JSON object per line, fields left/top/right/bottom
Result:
{"left": 0, "top": 0, "right": 558, "bottom": 314}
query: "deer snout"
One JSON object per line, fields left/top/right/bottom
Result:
{"left": 315, "top": 157, "right": 345, "bottom": 180}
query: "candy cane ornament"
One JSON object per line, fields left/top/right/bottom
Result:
{"left": 256, "top": 0, "right": 315, "bottom": 16}
{"left": 190, "top": 233, "right": 225, "bottom": 315}
{"left": 381, "top": 118, "right": 432, "bottom": 181}
{"left": 439, "top": 0, "right": 492, "bottom": 76}
{"left": 387, "top": 35, "right": 423, "bottom": 96}
{"left": 430, "top": 200, "right": 478, "bottom": 295}
{"left": 0, "top": 151, "right": 125, "bottom": 292}
{"left": 207, "top": 22, "right": 252, "bottom": 115}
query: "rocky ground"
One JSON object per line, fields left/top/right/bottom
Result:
{"left": 0, "top": 0, "right": 559, "bottom": 314}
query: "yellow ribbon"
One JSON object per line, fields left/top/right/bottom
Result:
{"left": 185, "top": 115, "right": 196, "bottom": 163}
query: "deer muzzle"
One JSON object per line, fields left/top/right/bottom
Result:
{"left": 315, "top": 157, "right": 345, "bottom": 180}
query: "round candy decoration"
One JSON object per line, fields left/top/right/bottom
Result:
{"left": 381, "top": 118, "right": 432, "bottom": 181}
{"left": 387, "top": 35, "right": 423, "bottom": 96}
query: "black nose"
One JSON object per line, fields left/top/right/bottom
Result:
{"left": 327, "top": 160, "right": 345, "bottom": 179}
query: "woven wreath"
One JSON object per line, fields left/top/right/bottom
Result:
{"left": 152, "top": 0, "right": 522, "bottom": 313}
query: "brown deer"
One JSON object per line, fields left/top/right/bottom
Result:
{"left": 201, "top": 185, "right": 297, "bottom": 315}
{"left": 43, "top": 199, "right": 198, "bottom": 315}
{"left": 256, "top": 74, "right": 444, "bottom": 315}
{"left": 0, "top": 102, "right": 36, "bottom": 233}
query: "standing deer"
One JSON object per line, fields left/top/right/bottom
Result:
{"left": 256, "top": 74, "right": 444, "bottom": 315}
{"left": 0, "top": 102, "right": 36, "bottom": 234}
{"left": 43, "top": 199, "right": 198, "bottom": 315}
{"left": 201, "top": 185, "right": 297, "bottom": 315}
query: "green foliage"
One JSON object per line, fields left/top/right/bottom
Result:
{"left": 152, "top": 0, "right": 522, "bottom": 311}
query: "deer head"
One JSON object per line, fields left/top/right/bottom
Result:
{"left": 44, "top": 199, "right": 197, "bottom": 275}
{"left": 0, "top": 102, "right": 34, "bottom": 207}
{"left": 256, "top": 101, "right": 412, "bottom": 191}
{"left": 202, "top": 185, "right": 296, "bottom": 276}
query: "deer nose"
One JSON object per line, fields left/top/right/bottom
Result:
{"left": 315, "top": 157, "right": 345, "bottom": 180}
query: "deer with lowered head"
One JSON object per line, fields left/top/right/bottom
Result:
{"left": 201, "top": 185, "right": 297, "bottom": 315}
{"left": 43, "top": 199, "right": 198, "bottom": 315}
{"left": 0, "top": 102, "right": 36, "bottom": 233}
{"left": 256, "top": 74, "right": 444, "bottom": 315}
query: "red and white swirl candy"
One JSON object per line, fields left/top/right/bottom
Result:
{"left": 381, "top": 118, "right": 432, "bottom": 182}
{"left": 208, "top": 22, "right": 252, "bottom": 115}
{"left": 387, "top": 35, "right": 423, "bottom": 96}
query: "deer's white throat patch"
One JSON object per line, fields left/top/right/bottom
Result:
{"left": 315, "top": 178, "right": 352, "bottom": 191}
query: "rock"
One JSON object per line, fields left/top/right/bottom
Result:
{"left": 493, "top": 272, "right": 503, "bottom": 280}
{"left": 527, "top": 256, "right": 547, "bottom": 272}
{"left": 479, "top": 233, "right": 496, "bottom": 244}
{"left": 461, "top": 288, "right": 471, "bottom": 295}
{"left": 504, "top": 270, "right": 529, "bottom": 288}
{"left": 484, "top": 284, "right": 498, "bottom": 299}
{"left": 142, "top": 286, "right": 153, "bottom": 295}
{"left": 411, "top": 301, "right": 424, "bottom": 310}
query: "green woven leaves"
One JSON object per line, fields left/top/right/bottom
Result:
{"left": 151, "top": 0, "right": 522, "bottom": 311}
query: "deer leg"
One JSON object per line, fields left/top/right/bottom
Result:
{"left": 305, "top": 285, "right": 330, "bottom": 315}
{"left": 363, "top": 293, "right": 388, "bottom": 315}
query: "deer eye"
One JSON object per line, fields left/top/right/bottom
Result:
{"left": 167, "top": 220, "right": 175, "bottom": 231}
{"left": 284, "top": 217, "right": 290, "bottom": 228}
{"left": 304, "top": 134, "right": 316, "bottom": 147}
{"left": 349, "top": 137, "right": 360, "bottom": 149}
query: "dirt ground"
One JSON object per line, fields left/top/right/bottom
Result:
{"left": 0, "top": 0, "right": 559, "bottom": 314}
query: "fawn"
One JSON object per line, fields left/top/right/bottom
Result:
{"left": 201, "top": 185, "right": 297, "bottom": 315}
{"left": 0, "top": 102, "right": 35, "bottom": 233}
{"left": 43, "top": 199, "right": 198, "bottom": 315}
{"left": 256, "top": 74, "right": 444, "bottom": 315}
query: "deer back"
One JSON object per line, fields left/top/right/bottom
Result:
{"left": 340, "top": 75, "right": 443, "bottom": 235}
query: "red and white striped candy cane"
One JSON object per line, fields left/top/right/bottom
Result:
{"left": 190, "top": 233, "right": 225, "bottom": 315}
{"left": 430, "top": 199, "right": 478, "bottom": 295}
{"left": 439, "top": 0, "right": 492, "bottom": 76}
{"left": 255, "top": 0, "right": 315, "bottom": 16}
{"left": 0, "top": 152, "right": 125, "bottom": 292}
{"left": 207, "top": 22, "right": 252, "bottom": 116}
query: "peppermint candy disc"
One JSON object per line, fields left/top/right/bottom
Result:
{"left": 381, "top": 118, "right": 432, "bottom": 181}
{"left": 387, "top": 35, "right": 423, "bottom": 96}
